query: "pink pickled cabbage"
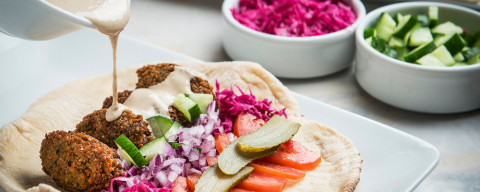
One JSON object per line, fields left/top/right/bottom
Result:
{"left": 215, "top": 81, "right": 287, "bottom": 132}
{"left": 231, "top": 0, "right": 357, "bottom": 37}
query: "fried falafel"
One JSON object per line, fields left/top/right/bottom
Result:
{"left": 40, "top": 131, "right": 125, "bottom": 192}
{"left": 75, "top": 109, "right": 154, "bottom": 149}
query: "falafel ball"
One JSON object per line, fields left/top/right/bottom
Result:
{"left": 75, "top": 109, "right": 154, "bottom": 149}
{"left": 102, "top": 90, "right": 133, "bottom": 109}
{"left": 40, "top": 131, "right": 125, "bottom": 192}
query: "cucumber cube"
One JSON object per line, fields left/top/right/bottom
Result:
{"left": 432, "top": 21, "right": 463, "bottom": 35}
{"left": 388, "top": 37, "right": 404, "bottom": 48}
{"left": 375, "top": 12, "right": 397, "bottom": 41}
{"left": 365, "top": 37, "right": 373, "bottom": 46}
{"left": 431, "top": 45, "right": 455, "bottom": 66}
{"left": 417, "top": 14, "right": 429, "bottom": 27}
{"left": 397, "top": 47, "right": 410, "bottom": 61}
{"left": 453, "top": 52, "right": 465, "bottom": 62}
{"left": 468, "top": 53, "right": 480, "bottom": 64}
{"left": 441, "top": 33, "right": 467, "bottom": 55}
{"left": 393, "top": 15, "right": 418, "bottom": 38}
{"left": 364, "top": 28, "right": 376, "bottom": 39}
{"left": 416, "top": 54, "right": 446, "bottom": 67}
{"left": 409, "top": 27, "right": 433, "bottom": 47}
{"left": 404, "top": 41, "right": 437, "bottom": 63}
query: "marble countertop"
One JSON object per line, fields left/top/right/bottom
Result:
{"left": 122, "top": 0, "right": 480, "bottom": 191}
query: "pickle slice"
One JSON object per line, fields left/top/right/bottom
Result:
{"left": 237, "top": 115, "right": 300, "bottom": 153}
{"left": 218, "top": 142, "right": 279, "bottom": 175}
{"left": 195, "top": 164, "right": 253, "bottom": 192}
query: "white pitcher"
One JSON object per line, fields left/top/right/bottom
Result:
{"left": 0, "top": 0, "right": 130, "bottom": 41}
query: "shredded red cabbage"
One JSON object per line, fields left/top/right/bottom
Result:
{"left": 231, "top": 0, "right": 357, "bottom": 37}
{"left": 215, "top": 81, "right": 287, "bottom": 133}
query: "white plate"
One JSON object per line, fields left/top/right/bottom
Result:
{"left": 0, "top": 29, "right": 439, "bottom": 192}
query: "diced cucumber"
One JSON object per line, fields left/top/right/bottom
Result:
{"left": 371, "top": 37, "right": 387, "bottom": 52}
{"left": 467, "top": 53, "right": 480, "bottom": 64}
{"left": 431, "top": 45, "right": 455, "bottom": 66}
{"left": 147, "top": 115, "right": 173, "bottom": 138}
{"left": 453, "top": 52, "right": 465, "bottom": 62}
{"left": 432, "top": 21, "right": 463, "bottom": 35}
{"left": 403, "top": 23, "right": 422, "bottom": 46}
{"left": 451, "top": 62, "right": 469, "bottom": 67}
{"left": 393, "top": 15, "right": 418, "bottom": 38}
{"left": 376, "top": 25, "right": 395, "bottom": 41}
{"left": 397, "top": 47, "right": 410, "bottom": 61}
{"left": 461, "top": 33, "right": 474, "bottom": 46}
{"left": 474, "top": 39, "right": 480, "bottom": 49}
{"left": 115, "top": 135, "right": 147, "bottom": 168}
{"left": 403, "top": 41, "right": 437, "bottom": 63}
{"left": 364, "top": 28, "right": 376, "bottom": 39}
{"left": 185, "top": 93, "right": 213, "bottom": 114}
{"left": 471, "top": 31, "right": 480, "bottom": 48}
{"left": 409, "top": 27, "right": 433, "bottom": 47}
{"left": 383, "top": 46, "right": 398, "bottom": 58}
{"left": 417, "top": 14, "right": 429, "bottom": 27}
{"left": 429, "top": 6, "right": 438, "bottom": 28}
{"left": 416, "top": 54, "right": 446, "bottom": 67}
{"left": 389, "top": 37, "right": 404, "bottom": 48}
{"left": 365, "top": 37, "right": 373, "bottom": 46}
{"left": 164, "top": 121, "right": 182, "bottom": 139}
{"left": 173, "top": 94, "right": 201, "bottom": 123}
{"left": 463, "top": 47, "right": 480, "bottom": 60}
{"left": 375, "top": 12, "right": 397, "bottom": 41}
{"left": 394, "top": 13, "right": 404, "bottom": 24}
{"left": 139, "top": 137, "right": 166, "bottom": 162}
{"left": 440, "top": 33, "right": 466, "bottom": 55}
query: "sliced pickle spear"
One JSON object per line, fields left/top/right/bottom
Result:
{"left": 218, "top": 142, "right": 279, "bottom": 175}
{"left": 194, "top": 164, "right": 253, "bottom": 192}
{"left": 237, "top": 115, "right": 300, "bottom": 153}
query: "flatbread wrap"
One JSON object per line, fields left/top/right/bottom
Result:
{"left": 0, "top": 61, "right": 362, "bottom": 192}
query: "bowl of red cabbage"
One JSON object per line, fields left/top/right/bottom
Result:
{"left": 222, "top": 0, "right": 366, "bottom": 78}
{"left": 355, "top": 2, "right": 480, "bottom": 113}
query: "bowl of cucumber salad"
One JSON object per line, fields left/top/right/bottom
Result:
{"left": 355, "top": 2, "right": 480, "bottom": 113}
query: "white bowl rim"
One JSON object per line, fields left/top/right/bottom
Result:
{"left": 38, "top": 0, "right": 132, "bottom": 29}
{"left": 356, "top": 1, "right": 480, "bottom": 72}
{"left": 222, "top": 0, "right": 366, "bottom": 43}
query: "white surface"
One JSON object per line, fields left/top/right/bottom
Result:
{"left": 221, "top": 0, "right": 366, "bottom": 78}
{"left": 0, "top": 28, "right": 439, "bottom": 192}
{"left": 355, "top": 2, "right": 480, "bottom": 114}
{"left": 0, "top": 0, "right": 130, "bottom": 40}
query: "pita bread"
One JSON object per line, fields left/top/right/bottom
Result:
{"left": 0, "top": 61, "right": 361, "bottom": 192}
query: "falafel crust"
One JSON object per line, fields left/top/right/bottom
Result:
{"left": 75, "top": 109, "right": 154, "bottom": 149}
{"left": 102, "top": 90, "right": 133, "bottom": 109}
{"left": 40, "top": 131, "right": 125, "bottom": 192}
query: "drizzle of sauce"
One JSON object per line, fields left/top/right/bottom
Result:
{"left": 106, "top": 67, "right": 197, "bottom": 121}
{"left": 46, "top": 0, "right": 130, "bottom": 120}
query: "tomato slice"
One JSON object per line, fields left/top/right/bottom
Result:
{"left": 235, "top": 172, "right": 287, "bottom": 192}
{"left": 171, "top": 176, "right": 187, "bottom": 192}
{"left": 261, "top": 140, "right": 322, "bottom": 170}
{"left": 207, "top": 156, "right": 218, "bottom": 166}
{"left": 215, "top": 133, "right": 231, "bottom": 153}
{"left": 186, "top": 174, "right": 201, "bottom": 191}
{"left": 229, "top": 188, "right": 254, "bottom": 192}
{"left": 248, "top": 160, "right": 306, "bottom": 180}
{"left": 233, "top": 112, "right": 265, "bottom": 137}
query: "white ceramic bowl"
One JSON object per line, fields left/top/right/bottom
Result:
{"left": 0, "top": 0, "right": 130, "bottom": 41}
{"left": 355, "top": 2, "right": 480, "bottom": 114}
{"left": 222, "top": 0, "right": 366, "bottom": 79}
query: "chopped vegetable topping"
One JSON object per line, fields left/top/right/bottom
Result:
{"left": 231, "top": 0, "right": 357, "bottom": 37}
{"left": 215, "top": 81, "right": 287, "bottom": 134}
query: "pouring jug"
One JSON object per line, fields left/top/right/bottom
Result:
{"left": 0, "top": 0, "right": 130, "bottom": 41}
